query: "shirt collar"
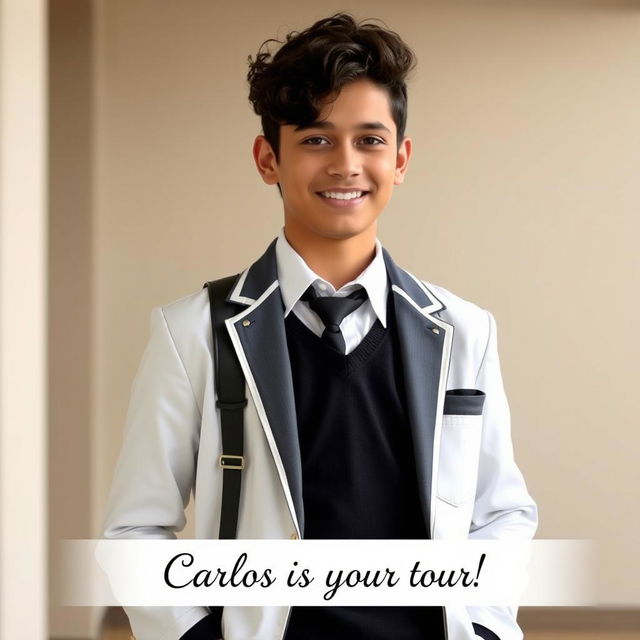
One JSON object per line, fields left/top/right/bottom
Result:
{"left": 275, "top": 227, "right": 388, "bottom": 328}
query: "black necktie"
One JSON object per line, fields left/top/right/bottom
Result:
{"left": 301, "top": 285, "right": 369, "bottom": 354}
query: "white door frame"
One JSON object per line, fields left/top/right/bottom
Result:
{"left": 0, "top": 0, "right": 48, "bottom": 638}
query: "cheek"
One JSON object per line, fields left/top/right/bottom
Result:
{"left": 372, "top": 158, "right": 398, "bottom": 181}
{"left": 285, "top": 164, "right": 316, "bottom": 193}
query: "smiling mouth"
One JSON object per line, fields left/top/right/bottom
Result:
{"left": 316, "top": 191, "right": 370, "bottom": 201}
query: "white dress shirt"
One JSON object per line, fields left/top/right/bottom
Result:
{"left": 275, "top": 227, "right": 389, "bottom": 355}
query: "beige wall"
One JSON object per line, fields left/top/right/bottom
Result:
{"left": 49, "top": 1, "right": 95, "bottom": 637}
{"left": 50, "top": 0, "right": 640, "bottom": 636}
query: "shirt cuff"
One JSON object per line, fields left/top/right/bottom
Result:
{"left": 472, "top": 622, "right": 500, "bottom": 640}
{"left": 179, "top": 613, "right": 222, "bottom": 640}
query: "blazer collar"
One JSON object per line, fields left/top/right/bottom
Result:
{"left": 228, "top": 236, "right": 446, "bottom": 315}
{"left": 381, "top": 247, "right": 445, "bottom": 315}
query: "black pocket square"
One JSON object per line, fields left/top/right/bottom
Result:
{"left": 443, "top": 389, "right": 486, "bottom": 415}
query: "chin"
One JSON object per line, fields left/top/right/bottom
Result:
{"left": 314, "top": 223, "right": 371, "bottom": 241}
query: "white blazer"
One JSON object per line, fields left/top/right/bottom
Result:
{"left": 103, "top": 239, "right": 538, "bottom": 640}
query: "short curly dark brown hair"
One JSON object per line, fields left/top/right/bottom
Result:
{"left": 247, "top": 12, "right": 417, "bottom": 164}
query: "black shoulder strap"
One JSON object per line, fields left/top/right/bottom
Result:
{"left": 203, "top": 275, "right": 247, "bottom": 540}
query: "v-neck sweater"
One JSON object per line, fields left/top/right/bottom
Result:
{"left": 282, "top": 294, "right": 445, "bottom": 640}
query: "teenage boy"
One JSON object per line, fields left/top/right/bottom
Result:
{"left": 103, "top": 12, "right": 537, "bottom": 640}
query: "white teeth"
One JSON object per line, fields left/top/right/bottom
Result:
{"left": 320, "top": 191, "right": 364, "bottom": 200}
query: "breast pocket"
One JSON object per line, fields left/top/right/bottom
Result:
{"left": 436, "top": 389, "right": 486, "bottom": 507}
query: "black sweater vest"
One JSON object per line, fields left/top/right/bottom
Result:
{"left": 283, "top": 292, "right": 445, "bottom": 639}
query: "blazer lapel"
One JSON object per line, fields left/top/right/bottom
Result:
{"left": 221, "top": 239, "right": 453, "bottom": 540}
{"left": 223, "top": 239, "right": 305, "bottom": 537}
{"left": 383, "top": 249, "right": 453, "bottom": 537}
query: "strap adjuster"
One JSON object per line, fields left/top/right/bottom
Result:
{"left": 219, "top": 454, "right": 245, "bottom": 470}
{"left": 216, "top": 399, "right": 248, "bottom": 411}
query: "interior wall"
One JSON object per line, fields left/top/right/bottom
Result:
{"left": 49, "top": 1, "right": 640, "bottom": 635}
{"left": 93, "top": 0, "right": 640, "bottom": 605}
{"left": 48, "top": 1, "right": 94, "bottom": 637}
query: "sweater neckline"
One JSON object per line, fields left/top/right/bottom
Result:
{"left": 285, "top": 311, "right": 388, "bottom": 375}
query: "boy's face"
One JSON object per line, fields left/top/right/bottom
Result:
{"left": 253, "top": 78, "right": 411, "bottom": 246}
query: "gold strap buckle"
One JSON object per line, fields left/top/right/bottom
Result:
{"left": 219, "top": 454, "right": 244, "bottom": 470}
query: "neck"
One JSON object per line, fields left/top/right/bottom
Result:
{"left": 283, "top": 224, "right": 377, "bottom": 290}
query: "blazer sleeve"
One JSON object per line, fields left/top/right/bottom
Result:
{"left": 101, "top": 306, "right": 213, "bottom": 640}
{"left": 466, "top": 310, "right": 538, "bottom": 640}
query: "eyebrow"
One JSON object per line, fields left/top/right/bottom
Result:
{"left": 293, "top": 121, "right": 392, "bottom": 134}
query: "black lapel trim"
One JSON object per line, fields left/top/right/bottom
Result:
{"left": 228, "top": 284, "right": 305, "bottom": 535}
{"left": 382, "top": 247, "right": 446, "bottom": 314}
{"left": 227, "top": 238, "right": 278, "bottom": 305}
{"left": 391, "top": 290, "right": 446, "bottom": 536}
{"left": 382, "top": 247, "right": 452, "bottom": 537}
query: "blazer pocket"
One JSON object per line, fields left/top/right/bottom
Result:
{"left": 437, "top": 389, "right": 486, "bottom": 507}
{"left": 443, "top": 388, "right": 486, "bottom": 416}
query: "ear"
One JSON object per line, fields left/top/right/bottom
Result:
{"left": 253, "top": 135, "right": 279, "bottom": 186}
{"left": 393, "top": 136, "right": 412, "bottom": 185}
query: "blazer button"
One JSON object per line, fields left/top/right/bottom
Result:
{"left": 242, "top": 319, "right": 251, "bottom": 327}
{"left": 290, "top": 532, "right": 298, "bottom": 540}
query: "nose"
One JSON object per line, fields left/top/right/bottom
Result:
{"left": 326, "top": 142, "right": 362, "bottom": 178}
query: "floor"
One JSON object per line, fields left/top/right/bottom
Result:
{"left": 101, "top": 626, "right": 640, "bottom": 640}
{"left": 96, "top": 605, "right": 640, "bottom": 640}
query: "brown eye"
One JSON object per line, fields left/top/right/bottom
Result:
{"left": 302, "top": 137, "right": 328, "bottom": 145}
{"left": 360, "top": 136, "right": 384, "bottom": 145}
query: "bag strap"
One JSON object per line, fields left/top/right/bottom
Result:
{"left": 203, "top": 274, "right": 247, "bottom": 540}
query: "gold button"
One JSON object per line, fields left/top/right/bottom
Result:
{"left": 431, "top": 327, "right": 440, "bottom": 335}
{"left": 290, "top": 532, "right": 298, "bottom": 540}
{"left": 242, "top": 320, "right": 251, "bottom": 327}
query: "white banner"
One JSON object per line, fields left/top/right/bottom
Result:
{"left": 58, "top": 539, "right": 595, "bottom": 607}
